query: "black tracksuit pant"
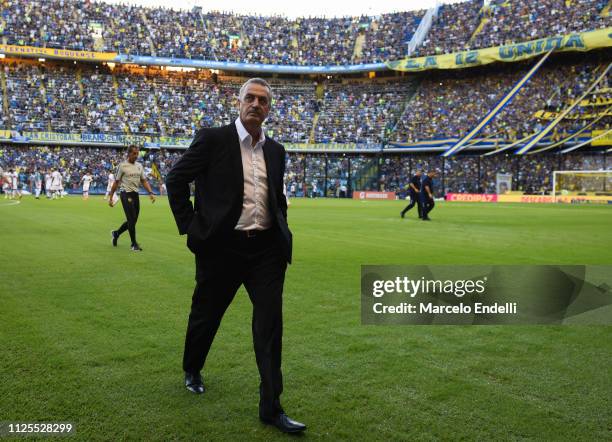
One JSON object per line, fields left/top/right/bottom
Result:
{"left": 116, "top": 191, "right": 140, "bottom": 245}
{"left": 421, "top": 194, "right": 435, "bottom": 219}
{"left": 401, "top": 190, "right": 422, "bottom": 218}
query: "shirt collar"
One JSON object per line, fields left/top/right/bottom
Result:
{"left": 235, "top": 117, "right": 265, "bottom": 147}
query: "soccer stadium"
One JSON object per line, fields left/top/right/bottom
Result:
{"left": 1, "top": 0, "right": 611, "bottom": 439}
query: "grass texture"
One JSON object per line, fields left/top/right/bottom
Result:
{"left": 1, "top": 196, "right": 611, "bottom": 440}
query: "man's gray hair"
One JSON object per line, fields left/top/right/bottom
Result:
{"left": 239, "top": 78, "right": 273, "bottom": 103}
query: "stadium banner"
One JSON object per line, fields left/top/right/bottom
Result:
{"left": 535, "top": 110, "right": 608, "bottom": 120}
{"left": 0, "top": 44, "right": 117, "bottom": 61}
{"left": 387, "top": 27, "right": 612, "bottom": 72}
{"left": 361, "top": 265, "right": 612, "bottom": 325}
{"left": 353, "top": 191, "right": 396, "bottom": 200}
{"left": 19, "top": 131, "right": 193, "bottom": 148}
{"left": 0, "top": 130, "right": 12, "bottom": 140}
{"left": 285, "top": 143, "right": 380, "bottom": 151}
{"left": 497, "top": 194, "right": 612, "bottom": 203}
{"left": 156, "top": 136, "right": 192, "bottom": 147}
{"left": 591, "top": 129, "right": 612, "bottom": 146}
{"left": 115, "top": 54, "right": 387, "bottom": 74}
{"left": 580, "top": 97, "right": 612, "bottom": 106}
{"left": 23, "top": 132, "right": 83, "bottom": 143}
{"left": 445, "top": 193, "right": 498, "bottom": 202}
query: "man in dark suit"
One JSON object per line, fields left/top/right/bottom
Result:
{"left": 400, "top": 170, "right": 422, "bottom": 219}
{"left": 420, "top": 171, "right": 436, "bottom": 221}
{"left": 165, "top": 78, "right": 305, "bottom": 433}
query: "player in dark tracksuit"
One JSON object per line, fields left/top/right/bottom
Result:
{"left": 420, "top": 171, "right": 436, "bottom": 221}
{"left": 401, "top": 171, "right": 422, "bottom": 219}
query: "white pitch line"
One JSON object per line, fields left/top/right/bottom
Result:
{"left": 0, "top": 200, "right": 21, "bottom": 207}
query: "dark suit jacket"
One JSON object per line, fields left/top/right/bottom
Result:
{"left": 166, "top": 122, "right": 292, "bottom": 263}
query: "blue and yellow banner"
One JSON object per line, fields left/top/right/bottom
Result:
{"left": 24, "top": 132, "right": 83, "bottom": 142}
{"left": 284, "top": 143, "right": 379, "bottom": 151}
{"left": 579, "top": 97, "right": 612, "bottom": 106}
{"left": 0, "top": 130, "right": 13, "bottom": 140}
{"left": 388, "top": 28, "right": 612, "bottom": 72}
{"left": 535, "top": 109, "right": 612, "bottom": 119}
{"left": 20, "top": 131, "right": 192, "bottom": 148}
{"left": 0, "top": 44, "right": 117, "bottom": 61}
{"left": 591, "top": 129, "right": 612, "bottom": 146}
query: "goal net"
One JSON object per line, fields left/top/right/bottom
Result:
{"left": 552, "top": 170, "right": 612, "bottom": 203}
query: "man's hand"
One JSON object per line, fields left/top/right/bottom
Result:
{"left": 108, "top": 196, "right": 115, "bottom": 207}
{"left": 149, "top": 193, "right": 156, "bottom": 203}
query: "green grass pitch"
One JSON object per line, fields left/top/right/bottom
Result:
{"left": 1, "top": 196, "right": 611, "bottom": 440}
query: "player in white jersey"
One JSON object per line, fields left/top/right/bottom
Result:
{"left": 80, "top": 172, "right": 93, "bottom": 200}
{"left": 104, "top": 172, "right": 115, "bottom": 200}
{"left": 50, "top": 169, "right": 62, "bottom": 199}
{"left": 2, "top": 169, "right": 11, "bottom": 199}
{"left": 44, "top": 171, "right": 52, "bottom": 198}
{"left": 10, "top": 170, "right": 20, "bottom": 199}
{"left": 33, "top": 170, "right": 43, "bottom": 199}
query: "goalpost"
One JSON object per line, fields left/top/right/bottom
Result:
{"left": 552, "top": 170, "right": 612, "bottom": 203}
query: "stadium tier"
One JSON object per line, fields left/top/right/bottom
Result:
{"left": 0, "top": 50, "right": 610, "bottom": 146}
{"left": 1, "top": 0, "right": 610, "bottom": 64}
{"left": 1, "top": 145, "right": 608, "bottom": 199}
{"left": 0, "top": 0, "right": 610, "bottom": 201}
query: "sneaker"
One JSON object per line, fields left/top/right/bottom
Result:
{"left": 111, "top": 230, "right": 118, "bottom": 247}
{"left": 131, "top": 244, "right": 143, "bottom": 251}
{"left": 400, "top": 211, "right": 405, "bottom": 219}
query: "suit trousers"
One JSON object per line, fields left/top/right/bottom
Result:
{"left": 183, "top": 229, "right": 287, "bottom": 419}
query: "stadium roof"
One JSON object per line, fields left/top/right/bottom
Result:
{"left": 103, "top": 0, "right": 464, "bottom": 18}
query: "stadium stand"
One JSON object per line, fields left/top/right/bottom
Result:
{"left": 2, "top": 0, "right": 610, "bottom": 64}
{"left": 469, "top": 0, "right": 610, "bottom": 51}
{"left": 415, "top": 0, "right": 483, "bottom": 56}
{"left": 1, "top": 144, "right": 608, "bottom": 198}
{"left": 0, "top": 0, "right": 609, "bottom": 202}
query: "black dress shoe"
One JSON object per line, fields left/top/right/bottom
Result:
{"left": 184, "top": 371, "right": 205, "bottom": 394}
{"left": 260, "top": 413, "right": 306, "bottom": 433}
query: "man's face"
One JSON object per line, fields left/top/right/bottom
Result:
{"left": 128, "top": 149, "right": 139, "bottom": 163}
{"left": 238, "top": 83, "right": 271, "bottom": 128}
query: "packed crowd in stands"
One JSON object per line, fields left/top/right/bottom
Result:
{"left": 1, "top": 50, "right": 609, "bottom": 145}
{"left": 315, "top": 81, "right": 413, "bottom": 144}
{"left": 394, "top": 55, "right": 609, "bottom": 143}
{"left": 357, "top": 12, "right": 423, "bottom": 64}
{"left": 470, "top": 0, "right": 610, "bottom": 51}
{"left": 418, "top": 0, "right": 610, "bottom": 57}
{"left": 1, "top": 145, "right": 607, "bottom": 196}
{"left": 0, "top": 0, "right": 422, "bottom": 65}
{"left": 1, "top": 0, "right": 608, "bottom": 66}
{"left": 416, "top": 0, "right": 482, "bottom": 57}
